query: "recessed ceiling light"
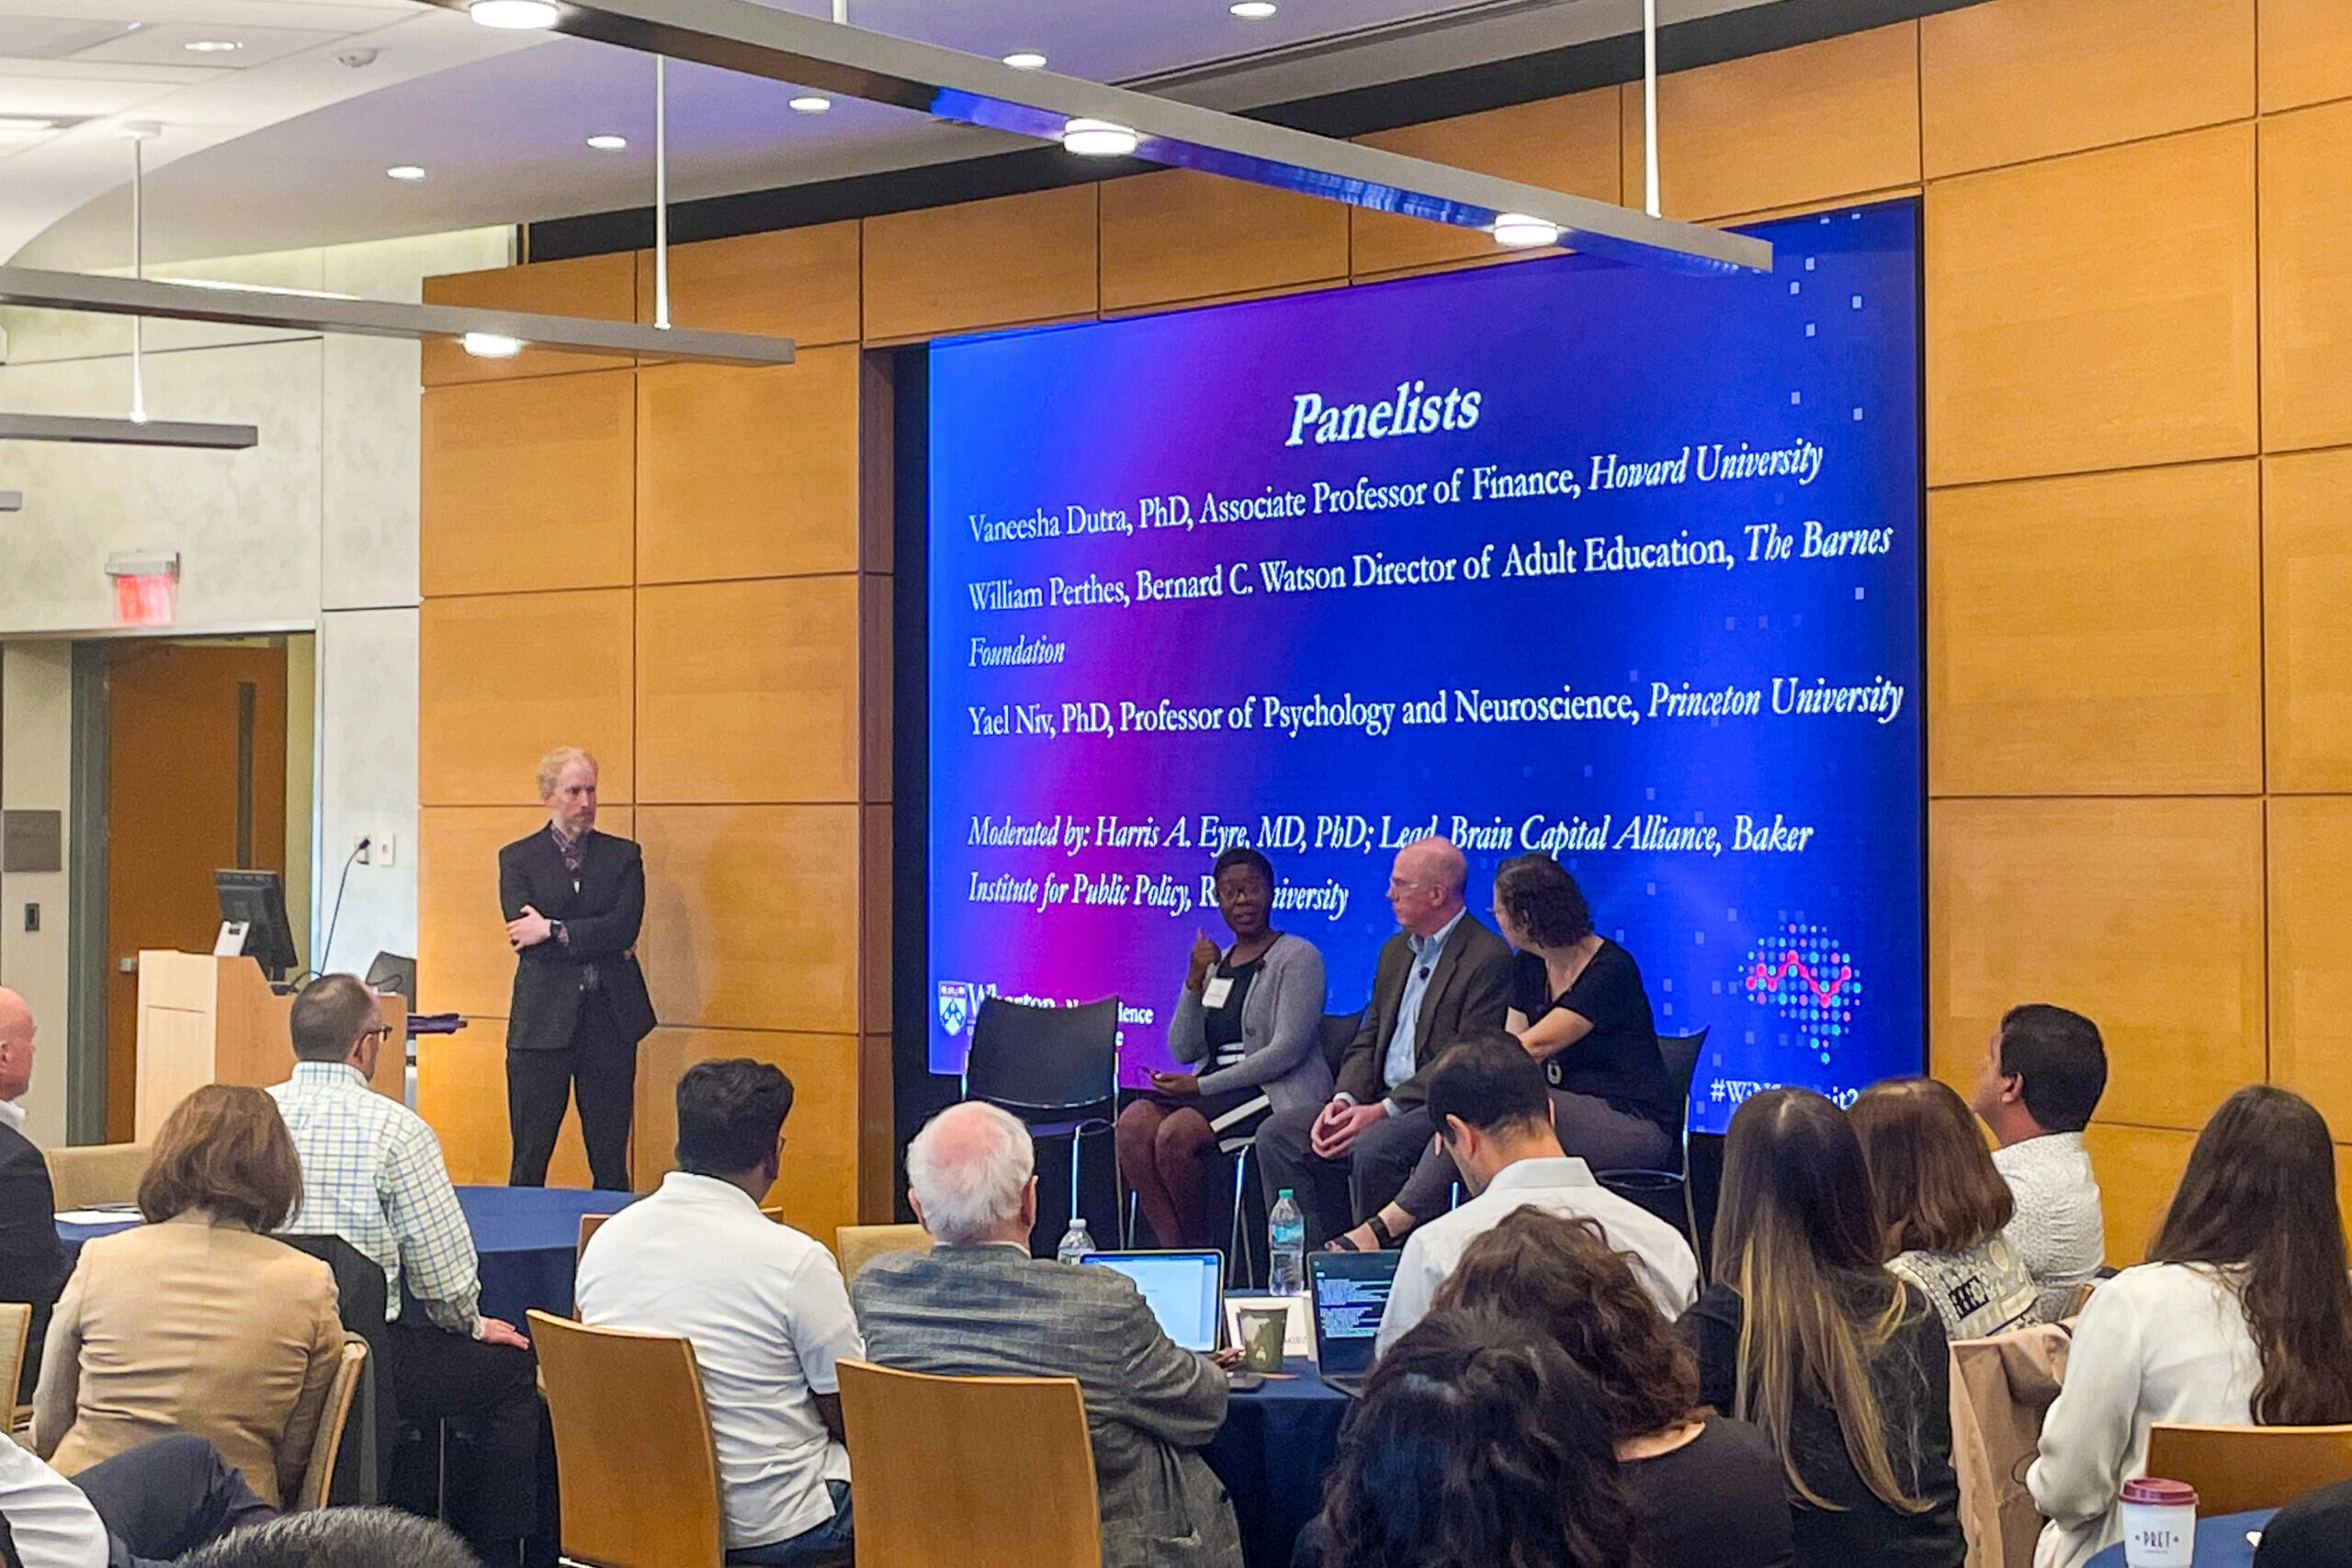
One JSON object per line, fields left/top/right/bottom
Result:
{"left": 787, "top": 95, "right": 831, "bottom": 113}
{"left": 461, "top": 332, "right": 524, "bottom": 359}
{"left": 1492, "top": 212, "right": 1562, "bottom": 249}
{"left": 184, "top": 39, "right": 242, "bottom": 51}
{"left": 0, "top": 117, "right": 59, "bottom": 134}
{"left": 386, "top": 164, "right": 426, "bottom": 181}
{"left": 1230, "top": 1, "right": 1277, "bottom": 17}
{"left": 1001, "top": 51, "right": 1046, "bottom": 70}
{"left": 1061, "top": 118, "right": 1137, "bottom": 157}
{"left": 585, "top": 133, "right": 628, "bottom": 150}
{"left": 469, "top": 0, "right": 561, "bottom": 28}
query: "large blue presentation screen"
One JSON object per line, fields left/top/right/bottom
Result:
{"left": 925, "top": 199, "right": 1922, "bottom": 1132}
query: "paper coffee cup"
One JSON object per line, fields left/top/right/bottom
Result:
{"left": 2118, "top": 1476, "right": 2198, "bottom": 1568}
{"left": 1237, "top": 1306, "right": 1289, "bottom": 1373}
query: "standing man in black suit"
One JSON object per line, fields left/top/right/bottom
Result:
{"left": 499, "top": 747, "right": 657, "bottom": 1190}
{"left": 0, "top": 987, "right": 66, "bottom": 1398}
{"left": 1255, "top": 836, "right": 1515, "bottom": 1248}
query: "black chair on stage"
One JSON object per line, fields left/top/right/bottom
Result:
{"left": 964, "top": 996, "right": 1121, "bottom": 1235}
{"left": 1591, "top": 1027, "right": 1709, "bottom": 1249}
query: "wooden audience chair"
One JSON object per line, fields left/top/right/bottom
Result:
{"left": 2146, "top": 1421, "right": 2352, "bottom": 1517}
{"left": 294, "top": 1335, "right": 369, "bottom": 1511}
{"left": 834, "top": 1224, "right": 931, "bottom": 1282}
{"left": 837, "top": 1359, "right": 1100, "bottom": 1568}
{"left": 44, "top": 1144, "right": 149, "bottom": 1211}
{"left": 527, "top": 1311, "right": 726, "bottom": 1568}
{"left": 576, "top": 1213, "right": 617, "bottom": 1257}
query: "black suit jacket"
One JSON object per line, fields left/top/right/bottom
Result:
{"left": 498, "top": 828, "right": 658, "bottom": 1054}
{"left": 0, "top": 1123, "right": 66, "bottom": 1402}
{"left": 1332, "top": 912, "right": 1515, "bottom": 1112}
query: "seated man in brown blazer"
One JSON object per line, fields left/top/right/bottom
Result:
{"left": 1254, "top": 837, "right": 1513, "bottom": 1249}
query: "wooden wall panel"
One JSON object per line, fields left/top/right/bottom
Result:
{"left": 1925, "top": 125, "right": 2257, "bottom": 486}
{"left": 1351, "top": 89, "right": 1620, "bottom": 277}
{"left": 2267, "top": 796, "right": 2352, "bottom": 1134}
{"left": 2266, "top": 449, "right": 2352, "bottom": 790}
{"left": 418, "top": 590, "right": 634, "bottom": 806}
{"left": 415, "top": 1018, "right": 593, "bottom": 1189}
{"left": 1920, "top": 0, "right": 2254, "bottom": 178}
{"left": 636, "top": 577, "right": 860, "bottom": 804}
{"left": 634, "top": 1027, "right": 861, "bottom": 1237}
{"left": 636, "top": 805, "right": 862, "bottom": 1033}
{"left": 423, "top": 253, "right": 637, "bottom": 386}
{"left": 861, "top": 801, "right": 890, "bottom": 1035}
{"left": 1930, "top": 797, "right": 2265, "bottom": 1134}
{"left": 639, "top": 222, "right": 861, "bottom": 345}
{"left": 861, "top": 1033, "right": 894, "bottom": 1223}
{"left": 421, "top": 371, "right": 636, "bottom": 596}
{"left": 1928, "top": 462, "right": 2261, "bottom": 795}
{"left": 1099, "top": 171, "right": 1348, "bottom": 312}
{"left": 2258, "top": 0, "right": 2352, "bottom": 112}
{"left": 2258, "top": 101, "right": 2352, "bottom": 453}
{"left": 2081, "top": 1122, "right": 2196, "bottom": 1265}
{"left": 1622, "top": 23, "right": 1920, "bottom": 222}
{"left": 636, "top": 348, "right": 861, "bottom": 583}
{"left": 862, "top": 186, "right": 1099, "bottom": 344}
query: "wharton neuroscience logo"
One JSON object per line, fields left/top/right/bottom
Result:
{"left": 1743, "top": 922, "right": 1861, "bottom": 1066}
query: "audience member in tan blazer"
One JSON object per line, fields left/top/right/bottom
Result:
{"left": 32, "top": 1085, "right": 343, "bottom": 1508}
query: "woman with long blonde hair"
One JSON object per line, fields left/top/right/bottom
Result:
{"left": 1679, "top": 1087, "right": 1962, "bottom": 1568}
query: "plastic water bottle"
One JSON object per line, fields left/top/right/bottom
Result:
{"left": 1268, "top": 1189, "right": 1306, "bottom": 1296}
{"left": 1056, "top": 1216, "right": 1095, "bottom": 1265}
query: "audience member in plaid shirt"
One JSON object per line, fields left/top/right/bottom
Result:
{"left": 270, "top": 976, "right": 548, "bottom": 1564}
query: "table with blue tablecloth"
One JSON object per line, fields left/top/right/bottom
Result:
{"left": 60, "top": 1184, "right": 630, "bottom": 1325}
{"left": 1207, "top": 1359, "right": 1351, "bottom": 1568}
{"left": 2082, "top": 1509, "right": 2274, "bottom": 1568}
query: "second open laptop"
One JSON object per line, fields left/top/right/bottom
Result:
{"left": 1308, "top": 1248, "right": 1402, "bottom": 1396}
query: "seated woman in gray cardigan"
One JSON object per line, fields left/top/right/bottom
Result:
{"left": 1115, "top": 845, "right": 1331, "bottom": 1249}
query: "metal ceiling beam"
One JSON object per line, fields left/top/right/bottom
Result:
{"left": 0, "top": 412, "right": 257, "bottom": 448}
{"left": 415, "top": 0, "right": 1770, "bottom": 276}
{"left": 0, "top": 266, "right": 797, "bottom": 367}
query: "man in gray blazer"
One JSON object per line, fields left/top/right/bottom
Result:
{"left": 852, "top": 1103, "right": 1242, "bottom": 1568}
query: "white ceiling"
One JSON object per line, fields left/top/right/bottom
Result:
{"left": 5, "top": 0, "right": 1781, "bottom": 270}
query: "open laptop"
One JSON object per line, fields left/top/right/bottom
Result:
{"left": 1081, "top": 1250, "right": 1225, "bottom": 1353}
{"left": 1308, "top": 1249, "right": 1402, "bottom": 1396}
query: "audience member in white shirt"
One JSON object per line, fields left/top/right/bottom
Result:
{"left": 0, "top": 1430, "right": 270, "bottom": 1568}
{"left": 2030, "top": 1086, "right": 2352, "bottom": 1568}
{"left": 1970, "top": 1004, "right": 2108, "bottom": 1321}
{"left": 1849, "top": 1077, "right": 2041, "bottom": 1341}
{"left": 576, "top": 1058, "right": 861, "bottom": 1566}
{"left": 1375, "top": 1032, "right": 1698, "bottom": 1356}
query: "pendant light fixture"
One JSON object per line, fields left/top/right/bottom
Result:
{"left": 432, "top": 0, "right": 1767, "bottom": 275}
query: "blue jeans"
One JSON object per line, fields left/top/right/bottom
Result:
{"left": 727, "top": 1481, "right": 853, "bottom": 1565}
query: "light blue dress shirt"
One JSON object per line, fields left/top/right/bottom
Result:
{"left": 1382, "top": 907, "right": 1467, "bottom": 1100}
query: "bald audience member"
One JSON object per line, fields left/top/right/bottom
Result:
{"left": 1254, "top": 838, "right": 1515, "bottom": 1248}
{"left": 852, "top": 1104, "right": 1242, "bottom": 1568}
{"left": 0, "top": 987, "right": 68, "bottom": 1399}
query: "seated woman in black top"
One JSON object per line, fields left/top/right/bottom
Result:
{"left": 1431, "top": 1205, "right": 1793, "bottom": 1568}
{"left": 1679, "top": 1087, "right": 1964, "bottom": 1568}
{"left": 1332, "top": 852, "right": 1674, "bottom": 1251}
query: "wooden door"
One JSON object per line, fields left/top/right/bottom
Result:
{"left": 104, "top": 641, "right": 288, "bottom": 1142}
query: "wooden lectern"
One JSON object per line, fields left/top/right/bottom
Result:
{"left": 134, "top": 952, "right": 404, "bottom": 1140}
